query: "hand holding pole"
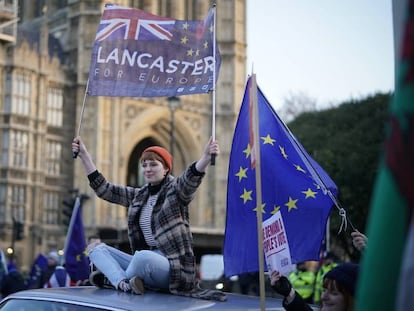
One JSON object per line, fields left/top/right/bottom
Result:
{"left": 73, "top": 79, "right": 89, "bottom": 158}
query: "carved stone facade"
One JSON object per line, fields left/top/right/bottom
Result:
{"left": 0, "top": 0, "right": 246, "bottom": 268}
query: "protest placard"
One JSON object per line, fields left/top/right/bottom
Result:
{"left": 262, "top": 211, "right": 293, "bottom": 275}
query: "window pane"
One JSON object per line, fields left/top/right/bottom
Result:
{"left": 47, "top": 87, "right": 63, "bottom": 127}
{"left": 11, "top": 73, "right": 31, "bottom": 116}
{"left": 46, "top": 140, "right": 62, "bottom": 175}
{"left": 10, "top": 130, "right": 28, "bottom": 168}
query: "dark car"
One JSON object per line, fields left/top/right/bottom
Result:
{"left": 0, "top": 286, "right": 291, "bottom": 310}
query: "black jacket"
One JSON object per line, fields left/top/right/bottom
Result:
{"left": 282, "top": 292, "right": 314, "bottom": 311}
{"left": 1, "top": 270, "right": 27, "bottom": 297}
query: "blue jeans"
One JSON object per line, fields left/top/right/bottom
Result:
{"left": 88, "top": 243, "right": 170, "bottom": 290}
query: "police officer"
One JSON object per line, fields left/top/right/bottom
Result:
{"left": 288, "top": 262, "right": 315, "bottom": 304}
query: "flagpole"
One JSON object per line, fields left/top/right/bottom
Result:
{"left": 326, "top": 217, "right": 330, "bottom": 252}
{"left": 251, "top": 73, "right": 266, "bottom": 311}
{"left": 73, "top": 79, "right": 89, "bottom": 158}
{"left": 210, "top": 4, "right": 217, "bottom": 165}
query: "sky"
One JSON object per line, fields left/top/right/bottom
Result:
{"left": 246, "top": 1, "right": 395, "bottom": 111}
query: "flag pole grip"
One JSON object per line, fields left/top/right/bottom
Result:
{"left": 211, "top": 154, "right": 216, "bottom": 166}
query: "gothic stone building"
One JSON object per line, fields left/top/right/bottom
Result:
{"left": 0, "top": 0, "right": 246, "bottom": 269}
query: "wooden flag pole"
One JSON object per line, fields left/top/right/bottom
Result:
{"left": 251, "top": 73, "right": 266, "bottom": 311}
{"left": 210, "top": 4, "right": 217, "bottom": 165}
{"left": 73, "top": 79, "right": 89, "bottom": 158}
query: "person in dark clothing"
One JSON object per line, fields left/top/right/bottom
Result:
{"left": 271, "top": 270, "right": 313, "bottom": 311}
{"left": 0, "top": 267, "right": 27, "bottom": 297}
{"left": 37, "top": 251, "right": 59, "bottom": 288}
{"left": 271, "top": 263, "right": 359, "bottom": 311}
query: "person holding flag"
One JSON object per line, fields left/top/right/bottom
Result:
{"left": 72, "top": 136, "right": 226, "bottom": 301}
{"left": 350, "top": 230, "right": 368, "bottom": 252}
{"left": 271, "top": 263, "right": 359, "bottom": 311}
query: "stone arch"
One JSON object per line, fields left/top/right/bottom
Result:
{"left": 122, "top": 106, "right": 200, "bottom": 186}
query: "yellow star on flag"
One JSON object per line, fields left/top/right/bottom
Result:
{"left": 243, "top": 144, "right": 252, "bottom": 159}
{"left": 271, "top": 205, "right": 281, "bottom": 214}
{"left": 253, "top": 202, "right": 266, "bottom": 213}
{"left": 285, "top": 197, "right": 298, "bottom": 211}
{"left": 302, "top": 188, "right": 317, "bottom": 198}
{"left": 294, "top": 164, "right": 306, "bottom": 173}
{"left": 279, "top": 146, "right": 288, "bottom": 159}
{"left": 235, "top": 166, "right": 248, "bottom": 182}
{"left": 261, "top": 134, "right": 276, "bottom": 145}
{"left": 240, "top": 188, "right": 253, "bottom": 204}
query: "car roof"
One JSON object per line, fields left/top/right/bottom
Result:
{"left": 0, "top": 286, "right": 287, "bottom": 310}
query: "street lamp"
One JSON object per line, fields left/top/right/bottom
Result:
{"left": 167, "top": 96, "right": 181, "bottom": 160}
{"left": 6, "top": 247, "right": 13, "bottom": 256}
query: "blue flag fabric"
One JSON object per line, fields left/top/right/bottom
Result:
{"left": 224, "top": 77, "right": 338, "bottom": 277}
{"left": 87, "top": 4, "right": 221, "bottom": 98}
{"left": 64, "top": 198, "right": 90, "bottom": 282}
{"left": 27, "top": 254, "right": 48, "bottom": 288}
{"left": 0, "top": 249, "right": 7, "bottom": 281}
{"left": 7, "top": 261, "right": 17, "bottom": 272}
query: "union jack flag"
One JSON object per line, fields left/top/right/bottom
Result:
{"left": 96, "top": 4, "right": 175, "bottom": 41}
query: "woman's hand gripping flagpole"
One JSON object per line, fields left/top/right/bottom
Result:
{"left": 73, "top": 79, "right": 89, "bottom": 159}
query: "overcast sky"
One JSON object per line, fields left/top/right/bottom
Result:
{"left": 246, "top": 0, "right": 395, "bottom": 110}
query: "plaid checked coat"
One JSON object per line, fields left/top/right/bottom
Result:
{"left": 89, "top": 163, "right": 226, "bottom": 301}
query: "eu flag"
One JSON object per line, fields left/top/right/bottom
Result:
{"left": 27, "top": 254, "right": 48, "bottom": 289}
{"left": 224, "top": 77, "right": 338, "bottom": 277}
{"left": 88, "top": 4, "right": 221, "bottom": 98}
{"left": 64, "top": 197, "right": 90, "bottom": 282}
